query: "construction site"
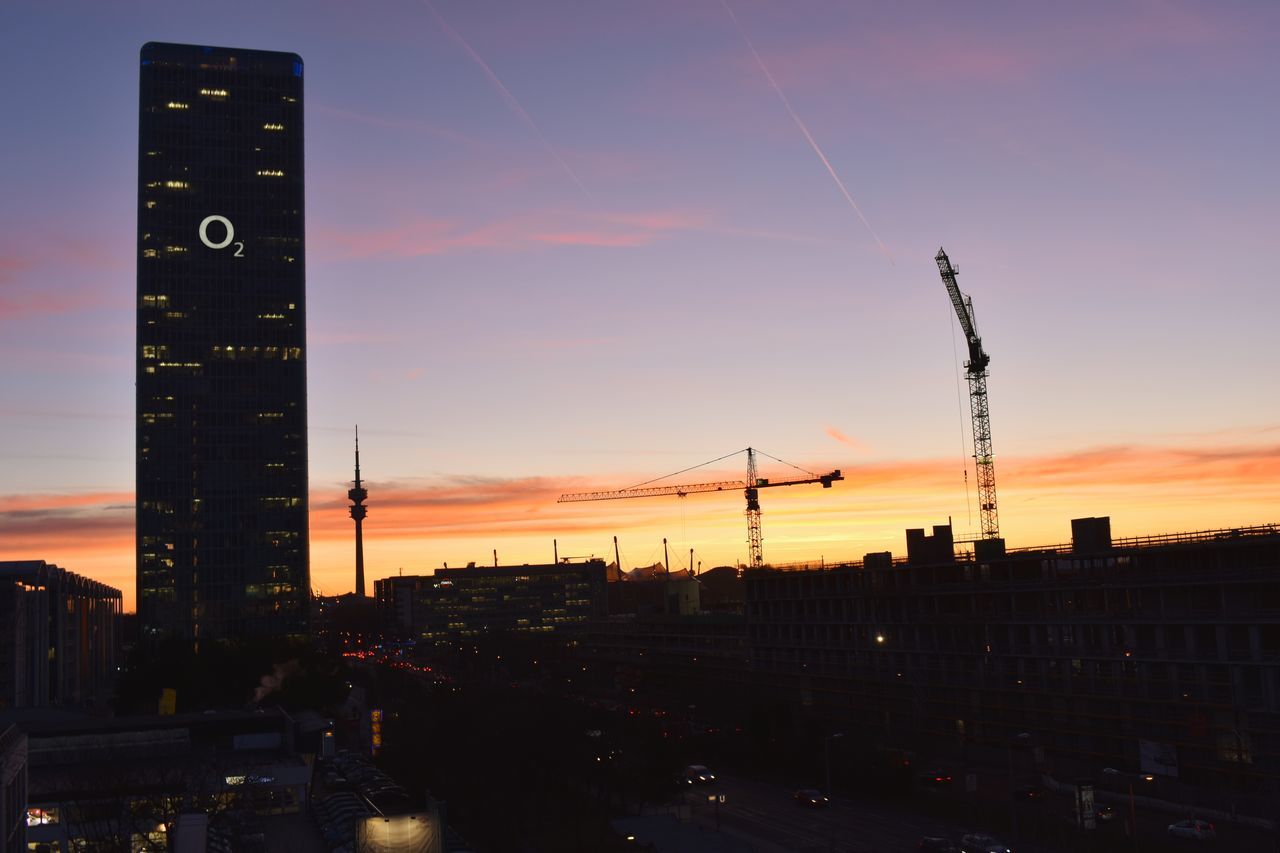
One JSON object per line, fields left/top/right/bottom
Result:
{"left": 367, "top": 250, "right": 1280, "bottom": 843}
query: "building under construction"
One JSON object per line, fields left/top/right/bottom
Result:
{"left": 576, "top": 518, "right": 1280, "bottom": 818}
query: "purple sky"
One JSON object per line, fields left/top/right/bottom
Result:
{"left": 2, "top": 1, "right": 1278, "bottom": 603}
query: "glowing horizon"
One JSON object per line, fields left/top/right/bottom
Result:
{"left": 5, "top": 430, "right": 1277, "bottom": 611}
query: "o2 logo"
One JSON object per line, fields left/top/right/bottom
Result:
{"left": 198, "top": 215, "right": 245, "bottom": 257}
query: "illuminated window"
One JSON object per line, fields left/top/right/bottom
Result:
{"left": 27, "top": 806, "right": 59, "bottom": 826}
{"left": 256, "top": 169, "right": 285, "bottom": 177}
{"left": 142, "top": 248, "right": 158, "bottom": 258}
{"left": 166, "top": 101, "right": 189, "bottom": 109}
{"left": 164, "top": 180, "right": 189, "bottom": 189}
{"left": 145, "top": 200, "right": 157, "bottom": 208}
{"left": 199, "top": 88, "right": 229, "bottom": 98}
{"left": 263, "top": 123, "right": 285, "bottom": 131}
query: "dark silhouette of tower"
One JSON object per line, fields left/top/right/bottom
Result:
{"left": 348, "top": 427, "right": 368, "bottom": 597}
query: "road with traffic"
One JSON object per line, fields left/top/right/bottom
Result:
{"left": 680, "top": 774, "right": 1052, "bottom": 853}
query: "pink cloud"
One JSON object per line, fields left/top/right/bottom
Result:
{"left": 0, "top": 235, "right": 130, "bottom": 322}
{"left": 311, "top": 101, "right": 488, "bottom": 147}
{"left": 825, "top": 426, "right": 870, "bottom": 453}
{"left": 0, "top": 291, "right": 91, "bottom": 322}
{"left": 531, "top": 231, "right": 651, "bottom": 248}
{"left": 313, "top": 207, "right": 708, "bottom": 262}
{"left": 0, "top": 256, "right": 32, "bottom": 283}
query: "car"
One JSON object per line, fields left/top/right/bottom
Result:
{"left": 919, "top": 837, "right": 960, "bottom": 852}
{"left": 1168, "top": 819, "right": 1216, "bottom": 841}
{"left": 960, "top": 834, "right": 1011, "bottom": 853}
{"left": 793, "top": 788, "right": 829, "bottom": 808}
{"left": 683, "top": 764, "right": 716, "bottom": 785}
{"left": 1095, "top": 804, "right": 1115, "bottom": 822}
{"left": 918, "top": 769, "right": 955, "bottom": 788}
{"left": 1014, "top": 784, "right": 1043, "bottom": 802}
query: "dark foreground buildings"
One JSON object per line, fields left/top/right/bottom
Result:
{"left": 0, "top": 562, "right": 121, "bottom": 710}
{"left": 578, "top": 518, "right": 1280, "bottom": 815}
{"left": 136, "top": 42, "right": 309, "bottom": 642}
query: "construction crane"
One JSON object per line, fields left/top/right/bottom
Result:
{"left": 558, "top": 447, "right": 842, "bottom": 570}
{"left": 936, "top": 247, "right": 1000, "bottom": 540}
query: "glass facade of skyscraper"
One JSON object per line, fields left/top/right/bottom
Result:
{"left": 136, "top": 42, "right": 308, "bottom": 641}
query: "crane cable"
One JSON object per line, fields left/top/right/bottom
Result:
{"left": 751, "top": 448, "right": 820, "bottom": 479}
{"left": 948, "top": 296, "right": 973, "bottom": 530}
{"left": 623, "top": 448, "right": 745, "bottom": 491}
{"left": 625, "top": 447, "right": 820, "bottom": 492}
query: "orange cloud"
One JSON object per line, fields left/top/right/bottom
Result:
{"left": 7, "top": 437, "right": 1278, "bottom": 612}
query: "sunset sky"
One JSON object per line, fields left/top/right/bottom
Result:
{"left": 2, "top": 1, "right": 1278, "bottom": 610}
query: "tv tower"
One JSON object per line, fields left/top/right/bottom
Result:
{"left": 348, "top": 427, "right": 368, "bottom": 597}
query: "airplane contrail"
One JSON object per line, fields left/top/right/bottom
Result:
{"left": 423, "top": 0, "right": 589, "bottom": 195}
{"left": 719, "top": 0, "right": 893, "bottom": 263}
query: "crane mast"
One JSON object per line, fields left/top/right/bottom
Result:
{"left": 558, "top": 447, "right": 842, "bottom": 570}
{"left": 936, "top": 248, "right": 1000, "bottom": 540}
{"left": 745, "top": 448, "right": 763, "bottom": 569}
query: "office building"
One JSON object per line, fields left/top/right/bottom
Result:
{"left": 0, "top": 562, "right": 121, "bottom": 710}
{"left": 136, "top": 42, "right": 309, "bottom": 641}
{"left": 375, "top": 561, "right": 608, "bottom": 640}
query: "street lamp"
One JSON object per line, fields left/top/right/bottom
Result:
{"left": 1007, "top": 732, "right": 1030, "bottom": 840}
{"left": 1103, "top": 767, "right": 1152, "bottom": 845}
{"left": 824, "top": 732, "right": 846, "bottom": 799}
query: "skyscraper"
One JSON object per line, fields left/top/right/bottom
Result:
{"left": 136, "top": 42, "right": 308, "bottom": 642}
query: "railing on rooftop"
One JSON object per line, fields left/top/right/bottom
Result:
{"left": 1110, "top": 523, "right": 1279, "bottom": 549}
{"left": 750, "top": 522, "right": 1278, "bottom": 575}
